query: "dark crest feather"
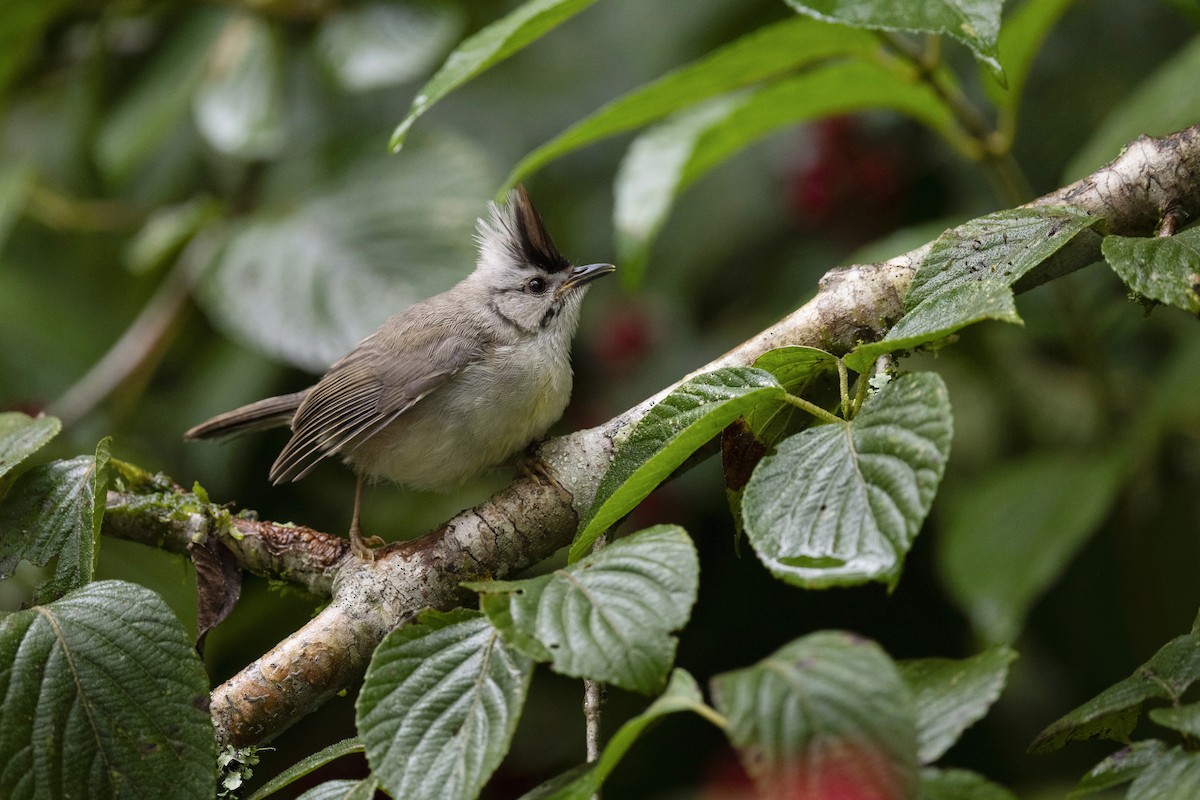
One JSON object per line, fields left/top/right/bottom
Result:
{"left": 509, "top": 185, "right": 570, "bottom": 274}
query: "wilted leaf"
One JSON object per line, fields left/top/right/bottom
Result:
{"left": 0, "top": 438, "right": 111, "bottom": 603}
{"left": 711, "top": 631, "right": 919, "bottom": 800}
{"left": 742, "top": 372, "right": 951, "bottom": 588}
{"left": 573, "top": 368, "right": 784, "bottom": 561}
{"left": 472, "top": 525, "right": 698, "bottom": 693}
{"left": 357, "top": 609, "right": 531, "bottom": 800}
{"left": 189, "top": 534, "right": 241, "bottom": 652}
{"left": 0, "top": 580, "right": 215, "bottom": 800}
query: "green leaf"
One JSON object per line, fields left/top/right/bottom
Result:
{"left": 742, "top": 372, "right": 951, "bottom": 588}
{"left": 0, "top": 438, "right": 111, "bottom": 603}
{"left": 614, "top": 59, "right": 962, "bottom": 281}
{"left": 784, "top": 0, "right": 1005, "bottom": 77}
{"left": 0, "top": 412, "right": 60, "bottom": 486}
{"left": 1031, "top": 625, "right": 1200, "bottom": 753}
{"left": 94, "top": 9, "right": 225, "bottom": 183}
{"left": 1066, "top": 36, "right": 1200, "bottom": 180}
{"left": 938, "top": 452, "right": 1123, "bottom": 645}
{"left": 295, "top": 778, "right": 379, "bottom": 800}
{"left": 1070, "top": 741, "right": 1169, "bottom": 797}
{"left": 899, "top": 646, "right": 1017, "bottom": 763}
{"left": 572, "top": 367, "right": 785, "bottom": 561}
{"left": 357, "top": 608, "right": 532, "bottom": 800}
{"left": 711, "top": 631, "right": 919, "bottom": 799}
{"left": 845, "top": 281, "right": 1020, "bottom": 372}
{"left": 518, "top": 669, "right": 720, "bottom": 800}
{"left": 846, "top": 206, "right": 1103, "bottom": 371}
{"left": 316, "top": 3, "right": 464, "bottom": 92}
{"left": 246, "top": 738, "right": 364, "bottom": 800}
{"left": 920, "top": 767, "right": 1018, "bottom": 800}
{"left": 198, "top": 135, "right": 495, "bottom": 371}
{"left": 192, "top": 14, "right": 286, "bottom": 159}
{"left": 0, "top": 580, "right": 215, "bottom": 800}
{"left": 389, "top": 0, "right": 601, "bottom": 150}
{"left": 1128, "top": 746, "right": 1200, "bottom": 800}
{"left": 471, "top": 525, "right": 698, "bottom": 694}
{"left": 1150, "top": 701, "right": 1200, "bottom": 737}
{"left": 752, "top": 346, "right": 842, "bottom": 392}
{"left": 983, "top": 0, "right": 1075, "bottom": 118}
{"left": 503, "top": 17, "right": 878, "bottom": 187}
{"left": 123, "top": 196, "right": 221, "bottom": 276}
{"left": 1103, "top": 228, "right": 1200, "bottom": 314}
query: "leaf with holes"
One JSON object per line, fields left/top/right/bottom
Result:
{"left": 711, "top": 631, "right": 919, "bottom": 799}
{"left": 471, "top": 525, "right": 698, "bottom": 694}
{"left": 742, "top": 373, "right": 951, "bottom": 588}
{"left": 0, "top": 580, "right": 215, "bottom": 800}
{"left": 572, "top": 367, "right": 785, "bottom": 561}
{"left": 357, "top": 609, "right": 532, "bottom": 800}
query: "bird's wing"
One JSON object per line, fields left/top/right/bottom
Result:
{"left": 269, "top": 329, "right": 486, "bottom": 484}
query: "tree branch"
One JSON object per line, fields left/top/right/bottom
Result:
{"left": 106, "top": 125, "right": 1200, "bottom": 747}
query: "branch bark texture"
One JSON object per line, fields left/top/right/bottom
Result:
{"left": 106, "top": 126, "right": 1200, "bottom": 747}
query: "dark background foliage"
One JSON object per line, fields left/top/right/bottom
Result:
{"left": 2, "top": 0, "right": 1199, "bottom": 797}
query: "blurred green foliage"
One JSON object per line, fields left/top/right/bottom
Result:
{"left": 2, "top": 0, "right": 1200, "bottom": 797}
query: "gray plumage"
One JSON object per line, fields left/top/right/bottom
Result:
{"left": 186, "top": 186, "right": 613, "bottom": 557}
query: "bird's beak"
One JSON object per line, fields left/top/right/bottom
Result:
{"left": 560, "top": 262, "right": 616, "bottom": 292}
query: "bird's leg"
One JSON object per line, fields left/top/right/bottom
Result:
{"left": 516, "top": 445, "right": 564, "bottom": 492}
{"left": 348, "top": 473, "right": 384, "bottom": 560}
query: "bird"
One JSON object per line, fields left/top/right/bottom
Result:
{"left": 185, "top": 186, "right": 615, "bottom": 559}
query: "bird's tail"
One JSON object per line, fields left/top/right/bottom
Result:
{"left": 184, "top": 390, "right": 308, "bottom": 440}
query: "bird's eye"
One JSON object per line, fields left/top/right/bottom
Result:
{"left": 527, "top": 277, "right": 547, "bottom": 294}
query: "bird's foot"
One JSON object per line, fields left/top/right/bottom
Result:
{"left": 348, "top": 525, "right": 385, "bottom": 561}
{"left": 516, "top": 455, "right": 564, "bottom": 491}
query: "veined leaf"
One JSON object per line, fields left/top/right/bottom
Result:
{"left": 0, "top": 581, "right": 215, "bottom": 800}
{"left": 1103, "top": 228, "right": 1200, "bottom": 314}
{"left": 899, "top": 646, "right": 1017, "bottom": 763}
{"left": 0, "top": 438, "right": 111, "bottom": 603}
{"left": 711, "top": 631, "right": 919, "bottom": 800}
{"left": 572, "top": 367, "right": 785, "bottom": 561}
{"left": 614, "top": 59, "right": 964, "bottom": 282}
{"left": 845, "top": 206, "right": 1102, "bottom": 371}
{"left": 517, "top": 669, "right": 719, "bottom": 800}
{"left": 784, "top": 0, "right": 1005, "bottom": 78}
{"left": 742, "top": 372, "right": 951, "bottom": 588}
{"left": 471, "top": 525, "right": 698, "bottom": 694}
{"left": 1031, "top": 622, "right": 1200, "bottom": 754}
{"left": 295, "top": 779, "right": 379, "bottom": 800}
{"left": 357, "top": 609, "right": 532, "bottom": 800}
{"left": 389, "top": 0, "right": 601, "bottom": 151}
{"left": 504, "top": 17, "right": 878, "bottom": 187}
{"left": 0, "top": 412, "right": 60, "bottom": 486}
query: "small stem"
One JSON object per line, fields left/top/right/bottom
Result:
{"left": 583, "top": 679, "right": 603, "bottom": 765}
{"left": 782, "top": 393, "right": 844, "bottom": 426}
{"left": 690, "top": 703, "right": 729, "bottom": 730}
{"left": 836, "top": 359, "right": 850, "bottom": 418}
{"left": 850, "top": 368, "right": 872, "bottom": 418}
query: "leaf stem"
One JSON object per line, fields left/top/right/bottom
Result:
{"left": 689, "top": 702, "right": 728, "bottom": 730}
{"left": 836, "top": 359, "right": 850, "bottom": 418}
{"left": 850, "top": 368, "right": 872, "bottom": 418}
{"left": 782, "top": 393, "right": 844, "bottom": 426}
